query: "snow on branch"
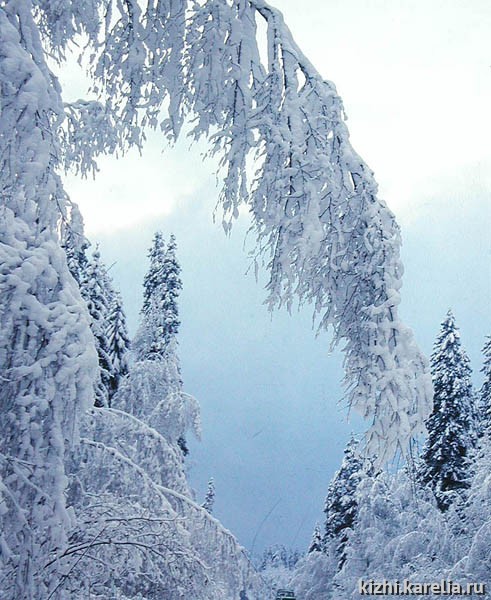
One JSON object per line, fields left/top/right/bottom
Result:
{"left": 61, "top": 101, "right": 129, "bottom": 177}
{"left": 31, "top": 0, "right": 432, "bottom": 460}
{"left": 184, "top": 0, "right": 433, "bottom": 461}
{"left": 85, "top": 405, "right": 190, "bottom": 493}
{"left": 65, "top": 423, "right": 268, "bottom": 598}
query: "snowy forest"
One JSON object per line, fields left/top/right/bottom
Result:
{"left": 0, "top": 0, "right": 489, "bottom": 599}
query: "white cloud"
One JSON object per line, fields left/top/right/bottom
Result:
{"left": 63, "top": 132, "right": 220, "bottom": 235}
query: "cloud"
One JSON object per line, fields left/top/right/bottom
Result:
{"left": 63, "top": 131, "right": 221, "bottom": 235}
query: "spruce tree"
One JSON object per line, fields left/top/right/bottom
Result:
{"left": 80, "top": 249, "right": 113, "bottom": 407}
{"left": 323, "top": 436, "right": 363, "bottom": 567}
{"left": 106, "top": 290, "right": 131, "bottom": 402}
{"left": 142, "top": 231, "right": 166, "bottom": 316}
{"left": 127, "top": 233, "right": 197, "bottom": 464}
{"left": 202, "top": 477, "right": 216, "bottom": 514}
{"left": 419, "top": 310, "right": 476, "bottom": 510}
{"left": 479, "top": 336, "right": 491, "bottom": 434}
{"left": 161, "top": 234, "right": 182, "bottom": 341}
{"left": 308, "top": 523, "right": 323, "bottom": 553}
{"left": 137, "top": 232, "right": 182, "bottom": 360}
{"left": 60, "top": 205, "right": 89, "bottom": 285}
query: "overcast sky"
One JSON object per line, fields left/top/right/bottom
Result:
{"left": 61, "top": 0, "right": 491, "bottom": 555}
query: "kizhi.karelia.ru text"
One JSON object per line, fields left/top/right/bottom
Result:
{"left": 358, "top": 579, "right": 486, "bottom": 596}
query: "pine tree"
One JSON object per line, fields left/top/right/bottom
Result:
{"left": 121, "top": 234, "right": 197, "bottom": 473}
{"left": 80, "top": 248, "right": 113, "bottom": 407}
{"left": 323, "top": 436, "right": 364, "bottom": 567}
{"left": 202, "top": 477, "right": 216, "bottom": 514}
{"left": 419, "top": 310, "right": 476, "bottom": 510}
{"left": 106, "top": 289, "right": 131, "bottom": 401}
{"left": 308, "top": 523, "right": 323, "bottom": 553}
{"left": 479, "top": 336, "right": 491, "bottom": 435}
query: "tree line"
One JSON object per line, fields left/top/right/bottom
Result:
{"left": 291, "top": 314, "right": 491, "bottom": 598}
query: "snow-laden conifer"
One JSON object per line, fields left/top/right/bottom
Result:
{"left": 323, "top": 437, "right": 364, "bottom": 566}
{"left": 60, "top": 203, "right": 89, "bottom": 285}
{"left": 117, "top": 234, "right": 197, "bottom": 489}
{"left": 80, "top": 248, "right": 113, "bottom": 407}
{"left": 161, "top": 234, "right": 182, "bottom": 341}
{"left": 202, "top": 477, "right": 216, "bottom": 514}
{"left": 308, "top": 523, "right": 323, "bottom": 554}
{"left": 138, "top": 232, "right": 182, "bottom": 359}
{"left": 72, "top": 238, "right": 129, "bottom": 405}
{"left": 106, "top": 289, "right": 131, "bottom": 400}
{"left": 419, "top": 310, "right": 476, "bottom": 510}
{"left": 142, "top": 231, "right": 166, "bottom": 316}
{"left": 478, "top": 336, "right": 491, "bottom": 434}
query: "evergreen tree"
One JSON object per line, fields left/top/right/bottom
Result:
{"left": 308, "top": 523, "right": 323, "bottom": 553}
{"left": 479, "top": 336, "right": 491, "bottom": 434}
{"left": 177, "top": 435, "right": 189, "bottom": 456}
{"left": 161, "top": 234, "right": 182, "bottom": 340}
{"left": 73, "top": 241, "right": 129, "bottom": 406}
{"left": 106, "top": 289, "right": 131, "bottom": 401}
{"left": 60, "top": 204, "right": 89, "bottom": 285}
{"left": 323, "top": 436, "right": 364, "bottom": 567}
{"left": 142, "top": 231, "right": 166, "bottom": 316}
{"left": 202, "top": 477, "right": 216, "bottom": 514}
{"left": 419, "top": 310, "right": 476, "bottom": 510}
{"left": 136, "top": 233, "right": 182, "bottom": 360}
{"left": 80, "top": 249, "right": 113, "bottom": 407}
{"left": 123, "top": 234, "right": 197, "bottom": 469}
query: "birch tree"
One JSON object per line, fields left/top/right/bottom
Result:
{"left": 37, "top": 0, "right": 432, "bottom": 460}
{"left": 0, "top": 4, "right": 96, "bottom": 597}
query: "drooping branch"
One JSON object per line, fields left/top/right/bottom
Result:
{"left": 35, "top": 0, "right": 432, "bottom": 460}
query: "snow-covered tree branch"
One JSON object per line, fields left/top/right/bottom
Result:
{"left": 0, "top": 4, "right": 97, "bottom": 597}
{"left": 45, "top": 0, "right": 432, "bottom": 459}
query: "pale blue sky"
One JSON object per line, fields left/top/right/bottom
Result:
{"left": 61, "top": 0, "right": 491, "bottom": 554}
